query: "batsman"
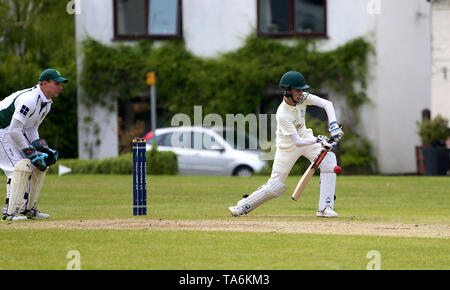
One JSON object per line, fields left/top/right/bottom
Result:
{"left": 0, "top": 69, "right": 67, "bottom": 221}
{"left": 229, "top": 71, "right": 344, "bottom": 218}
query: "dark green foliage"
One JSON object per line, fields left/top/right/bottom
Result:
{"left": 47, "top": 147, "right": 178, "bottom": 175}
{"left": 81, "top": 35, "right": 376, "bottom": 173}
{"left": 339, "top": 132, "right": 377, "bottom": 174}
{"left": 81, "top": 35, "right": 372, "bottom": 116}
{"left": 416, "top": 114, "right": 449, "bottom": 146}
{"left": 146, "top": 144, "right": 179, "bottom": 175}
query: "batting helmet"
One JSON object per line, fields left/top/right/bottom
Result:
{"left": 279, "top": 71, "right": 310, "bottom": 90}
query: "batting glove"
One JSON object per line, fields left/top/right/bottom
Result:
{"left": 316, "top": 135, "right": 334, "bottom": 151}
{"left": 329, "top": 121, "right": 344, "bottom": 141}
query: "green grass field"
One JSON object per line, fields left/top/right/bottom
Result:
{"left": 0, "top": 174, "right": 448, "bottom": 270}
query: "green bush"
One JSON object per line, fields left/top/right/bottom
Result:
{"left": 146, "top": 145, "right": 179, "bottom": 175}
{"left": 416, "top": 114, "right": 449, "bottom": 146}
{"left": 48, "top": 147, "right": 178, "bottom": 175}
{"left": 339, "top": 133, "right": 376, "bottom": 174}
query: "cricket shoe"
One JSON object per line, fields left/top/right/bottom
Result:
{"left": 2, "top": 213, "right": 27, "bottom": 221}
{"left": 1, "top": 203, "right": 7, "bottom": 216}
{"left": 316, "top": 206, "right": 338, "bottom": 218}
{"left": 2, "top": 203, "right": 27, "bottom": 221}
{"left": 22, "top": 207, "right": 50, "bottom": 220}
{"left": 228, "top": 206, "right": 245, "bottom": 217}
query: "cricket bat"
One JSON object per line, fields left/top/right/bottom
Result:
{"left": 292, "top": 126, "right": 343, "bottom": 201}
{"left": 291, "top": 149, "right": 329, "bottom": 201}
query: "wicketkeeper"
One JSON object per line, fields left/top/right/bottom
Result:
{"left": 0, "top": 69, "right": 67, "bottom": 221}
{"left": 229, "top": 71, "right": 344, "bottom": 218}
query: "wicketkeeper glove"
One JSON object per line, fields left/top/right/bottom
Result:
{"left": 316, "top": 135, "right": 335, "bottom": 151}
{"left": 329, "top": 121, "right": 344, "bottom": 142}
{"left": 22, "top": 147, "right": 48, "bottom": 171}
{"left": 32, "top": 139, "right": 58, "bottom": 166}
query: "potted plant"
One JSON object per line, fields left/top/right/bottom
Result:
{"left": 416, "top": 114, "right": 450, "bottom": 175}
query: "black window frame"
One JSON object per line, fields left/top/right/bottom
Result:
{"left": 257, "top": 0, "right": 327, "bottom": 38}
{"left": 113, "top": 0, "right": 183, "bottom": 40}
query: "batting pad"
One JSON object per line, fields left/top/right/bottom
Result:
{"left": 319, "top": 173, "right": 336, "bottom": 211}
{"left": 318, "top": 152, "right": 337, "bottom": 211}
{"left": 8, "top": 159, "right": 32, "bottom": 215}
{"left": 318, "top": 152, "right": 337, "bottom": 173}
{"left": 26, "top": 168, "right": 48, "bottom": 210}
{"left": 237, "top": 180, "right": 287, "bottom": 214}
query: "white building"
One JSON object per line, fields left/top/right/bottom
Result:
{"left": 430, "top": 0, "right": 450, "bottom": 122}
{"left": 75, "top": 0, "right": 435, "bottom": 174}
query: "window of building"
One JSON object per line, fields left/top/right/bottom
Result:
{"left": 114, "top": 0, "right": 182, "bottom": 39}
{"left": 258, "top": 0, "right": 326, "bottom": 37}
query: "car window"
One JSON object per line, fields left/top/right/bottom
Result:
{"left": 192, "top": 132, "right": 223, "bottom": 150}
{"left": 147, "top": 133, "right": 164, "bottom": 145}
{"left": 222, "top": 129, "right": 259, "bottom": 150}
{"left": 162, "top": 131, "right": 192, "bottom": 148}
{"left": 158, "top": 133, "right": 173, "bottom": 147}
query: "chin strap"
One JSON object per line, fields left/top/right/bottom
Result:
{"left": 285, "top": 91, "right": 298, "bottom": 104}
{"left": 280, "top": 85, "right": 309, "bottom": 105}
{"left": 284, "top": 91, "right": 309, "bottom": 105}
{"left": 280, "top": 85, "right": 297, "bottom": 104}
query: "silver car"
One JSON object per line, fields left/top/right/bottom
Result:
{"left": 144, "top": 126, "right": 267, "bottom": 176}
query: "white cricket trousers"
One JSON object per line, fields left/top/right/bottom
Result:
{"left": 268, "top": 142, "right": 324, "bottom": 184}
{"left": 268, "top": 141, "right": 338, "bottom": 211}
{"left": 0, "top": 133, "right": 26, "bottom": 179}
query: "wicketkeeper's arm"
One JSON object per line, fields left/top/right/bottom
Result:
{"left": 8, "top": 119, "right": 48, "bottom": 171}
{"left": 7, "top": 118, "right": 29, "bottom": 149}
{"left": 24, "top": 126, "right": 40, "bottom": 145}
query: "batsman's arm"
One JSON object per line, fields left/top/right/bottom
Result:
{"left": 290, "top": 133, "right": 336, "bottom": 150}
{"left": 306, "top": 94, "right": 344, "bottom": 140}
{"left": 306, "top": 94, "right": 337, "bottom": 125}
{"left": 290, "top": 134, "right": 316, "bottom": 147}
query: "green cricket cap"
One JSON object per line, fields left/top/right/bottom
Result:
{"left": 38, "top": 69, "right": 68, "bottom": 83}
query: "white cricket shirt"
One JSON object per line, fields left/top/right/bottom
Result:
{"left": 0, "top": 84, "right": 52, "bottom": 143}
{"left": 275, "top": 93, "right": 337, "bottom": 150}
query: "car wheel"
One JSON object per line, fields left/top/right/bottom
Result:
{"left": 233, "top": 166, "right": 253, "bottom": 177}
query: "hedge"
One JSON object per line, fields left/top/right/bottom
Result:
{"left": 47, "top": 147, "right": 178, "bottom": 175}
